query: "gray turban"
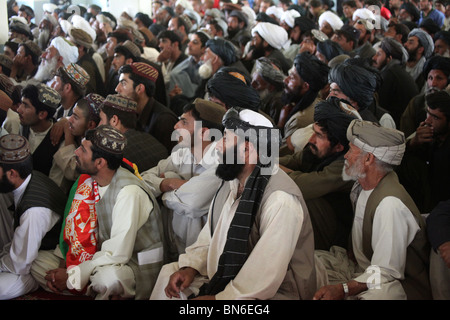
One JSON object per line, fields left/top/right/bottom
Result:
{"left": 254, "top": 57, "right": 285, "bottom": 88}
{"left": 379, "top": 37, "right": 409, "bottom": 64}
{"left": 408, "top": 28, "right": 434, "bottom": 58}
{"left": 346, "top": 119, "right": 406, "bottom": 165}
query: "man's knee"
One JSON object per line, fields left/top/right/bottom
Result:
{"left": 89, "top": 265, "right": 135, "bottom": 299}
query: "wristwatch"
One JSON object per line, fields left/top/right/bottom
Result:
{"left": 342, "top": 282, "right": 349, "bottom": 299}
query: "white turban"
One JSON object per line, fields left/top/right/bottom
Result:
{"left": 175, "top": 0, "right": 193, "bottom": 11}
{"left": 252, "top": 22, "right": 289, "bottom": 50}
{"left": 347, "top": 120, "right": 406, "bottom": 166}
{"left": 352, "top": 8, "right": 376, "bottom": 22}
{"left": 409, "top": 28, "right": 435, "bottom": 59}
{"left": 50, "top": 36, "right": 79, "bottom": 66}
{"left": 319, "top": 11, "right": 344, "bottom": 31}
{"left": 266, "top": 6, "right": 284, "bottom": 20}
{"left": 43, "top": 3, "right": 57, "bottom": 13}
{"left": 281, "top": 9, "right": 301, "bottom": 28}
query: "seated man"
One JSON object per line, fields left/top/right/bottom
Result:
{"left": 98, "top": 94, "right": 168, "bottom": 173}
{"left": 398, "top": 90, "right": 450, "bottom": 214}
{"left": 48, "top": 93, "right": 103, "bottom": 193}
{"left": 150, "top": 107, "right": 327, "bottom": 300}
{"left": 0, "top": 134, "right": 65, "bottom": 299}
{"left": 57, "top": 125, "right": 164, "bottom": 299}
{"left": 279, "top": 97, "right": 360, "bottom": 250}
{"left": 18, "top": 83, "right": 63, "bottom": 176}
{"left": 314, "top": 120, "right": 431, "bottom": 300}
{"left": 141, "top": 98, "right": 226, "bottom": 259}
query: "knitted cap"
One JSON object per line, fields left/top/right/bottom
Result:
{"left": 102, "top": 94, "right": 137, "bottom": 113}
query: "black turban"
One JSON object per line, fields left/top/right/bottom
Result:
{"left": 294, "top": 52, "right": 329, "bottom": 92}
{"left": 314, "top": 97, "right": 359, "bottom": 147}
{"left": 400, "top": 2, "right": 420, "bottom": 22}
{"left": 379, "top": 37, "right": 407, "bottom": 63}
{"left": 316, "top": 40, "right": 345, "bottom": 63}
{"left": 205, "top": 38, "right": 238, "bottom": 66}
{"left": 423, "top": 55, "right": 450, "bottom": 80}
{"left": 328, "top": 62, "right": 378, "bottom": 110}
{"left": 207, "top": 67, "right": 261, "bottom": 112}
{"left": 293, "top": 16, "right": 316, "bottom": 34}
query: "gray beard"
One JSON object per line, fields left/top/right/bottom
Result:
{"left": 34, "top": 55, "right": 59, "bottom": 82}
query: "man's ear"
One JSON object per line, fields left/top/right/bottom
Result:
{"left": 332, "top": 143, "right": 345, "bottom": 154}
{"left": 38, "top": 110, "right": 49, "bottom": 121}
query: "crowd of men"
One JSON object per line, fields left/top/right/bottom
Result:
{"left": 0, "top": 0, "right": 449, "bottom": 301}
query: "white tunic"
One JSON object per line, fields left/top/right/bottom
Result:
{"left": 178, "top": 179, "right": 306, "bottom": 300}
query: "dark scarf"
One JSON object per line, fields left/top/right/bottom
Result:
{"left": 199, "top": 163, "right": 270, "bottom": 296}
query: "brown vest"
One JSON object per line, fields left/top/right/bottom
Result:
{"left": 361, "top": 171, "right": 432, "bottom": 300}
{"left": 210, "top": 169, "right": 318, "bottom": 300}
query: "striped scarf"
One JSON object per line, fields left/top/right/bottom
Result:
{"left": 199, "top": 163, "right": 270, "bottom": 296}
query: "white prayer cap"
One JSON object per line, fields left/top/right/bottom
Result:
{"left": 71, "top": 14, "right": 97, "bottom": 42}
{"left": 216, "top": 19, "right": 229, "bottom": 37}
{"left": 318, "top": 11, "right": 344, "bottom": 31}
{"left": 266, "top": 6, "right": 284, "bottom": 20}
{"left": 346, "top": 120, "right": 406, "bottom": 166}
{"left": 252, "top": 22, "right": 289, "bottom": 50}
{"left": 43, "top": 3, "right": 58, "bottom": 13}
{"left": 352, "top": 8, "right": 375, "bottom": 22}
{"left": 175, "top": 0, "right": 193, "bottom": 11}
{"left": 50, "top": 36, "right": 79, "bottom": 66}
{"left": 280, "top": 9, "right": 301, "bottom": 28}
{"left": 239, "top": 109, "right": 273, "bottom": 128}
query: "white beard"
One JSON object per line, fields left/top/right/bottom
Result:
{"left": 198, "top": 59, "right": 213, "bottom": 79}
{"left": 34, "top": 55, "right": 59, "bottom": 82}
{"left": 342, "top": 159, "right": 366, "bottom": 181}
{"left": 37, "top": 29, "right": 51, "bottom": 51}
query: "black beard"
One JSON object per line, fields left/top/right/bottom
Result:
{"left": 407, "top": 47, "right": 418, "bottom": 62}
{"left": 249, "top": 44, "right": 265, "bottom": 60}
{"left": 215, "top": 145, "right": 245, "bottom": 181}
{"left": 281, "top": 88, "right": 302, "bottom": 105}
{"left": 0, "top": 173, "right": 15, "bottom": 193}
{"left": 227, "top": 27, "right": 239, "bottom": 39}
{"left": 216, "top": 163, "right": 245, "bottom": 181}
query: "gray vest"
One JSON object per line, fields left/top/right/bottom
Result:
{"left": 210, "top": 169, "right": 318, "bottom": 300}
{"left": 95, "top": 167, "right": 164, "bottom": 300}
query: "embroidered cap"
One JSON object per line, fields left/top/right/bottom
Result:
{"left": 36, "top": 83, "right": 61, "bottom": 109}
{"left": 0, "top": 54, "right": 13, "bottom": 70}
{"left": 130, "top": 62, "right": 159, "bottom": 83}
{"left": 0, "top": 134, "right": 31, "bottom": 163}
{"left": 102, "top": 94, "right": 137, "bottom": 113}
{"left": 85, "top": 125, "right": 127, "bottom": 155}
{"left": 64, "top": 63, "right": 90, "bottom": 87}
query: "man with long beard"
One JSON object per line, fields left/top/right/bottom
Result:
{"left": 0, "top": 134, "right": 65, "bottom": 299}
{"left": 150, "top": 107, "right": 327, "bottom": 300}
{"left": 278, "top": 52, "right": 329, "bottom": 147}
{"left": 33, "top": 37, "right": 79, "bottom": 85}
{"left": 279, "top": 97, "right": 359, "bottom": 250}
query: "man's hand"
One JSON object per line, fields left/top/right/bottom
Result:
{"left": 313, "top": 284, "right": 346, "bottom": 300}
{"left": 160, "top": 178, "right": 187, "bottom": 192}
{"left": 164, "top": 267, "right": 199, "bottom": 299}
{"left": 45, "top": 268, "right": 69, "bottom": 293}
{"left": 439, "top": 241, "right": 450, "bottom": 268}
{"left": 410, "top": 121, "right": 433, "bottom": 147}
{"left": 50, "top": 118, "right": 68, "bottom": 146}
